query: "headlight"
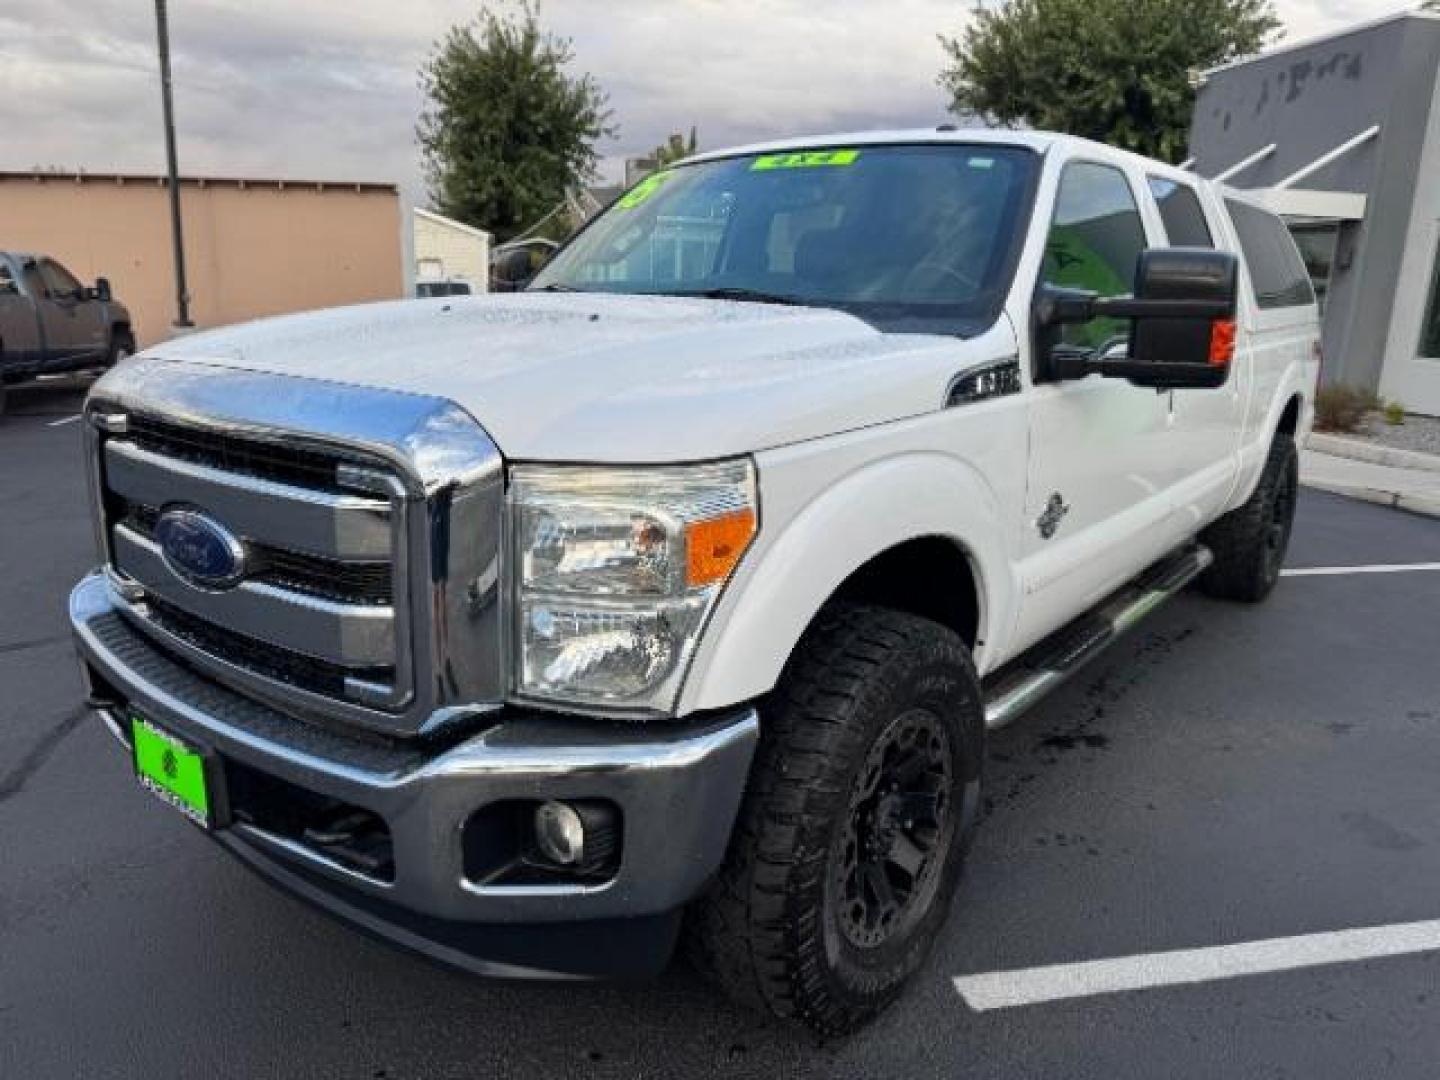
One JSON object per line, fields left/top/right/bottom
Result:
{"left": 509, "top": 460, "right": 757, "bottom": 713}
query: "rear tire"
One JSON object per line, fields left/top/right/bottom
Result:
{"left": 687, "top": 604, "right": 984, "bottom": 1036}
{"left": 1199, "top": 435, "right": 1299, "bottom": 603}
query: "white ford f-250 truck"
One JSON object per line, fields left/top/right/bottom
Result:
{"left": 70, "top": 129, "right": 1319, "bottom": 1034}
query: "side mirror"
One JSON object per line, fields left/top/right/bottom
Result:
{"left": 491, "top": 248, "right": 542, "bottom": 292}
{"left": 1037, "top": 248, "right": 1239, "bottom": 390}
{"left": 90, "top": 277, "right": 113, "bottom": 302}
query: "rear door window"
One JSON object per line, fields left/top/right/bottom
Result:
{"left": 1225, "top": 199, "right": 1315, "bottom": 310}
{"left": 1147, "top": 177, "right": 1214, "bottom": 248}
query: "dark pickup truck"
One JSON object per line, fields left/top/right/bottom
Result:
{"left": 0, "top": 251, "right": 134, "bottom": 416}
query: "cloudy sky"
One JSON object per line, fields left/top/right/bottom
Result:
{"left": 0, "top": 0, "right": 1418, "bottom": 207}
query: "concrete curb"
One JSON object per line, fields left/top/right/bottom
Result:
{"left": 1307, "top": 432, "right": 1440, "bottom": 474}
{"left": 1301, "top": 477, "right": 1440, "bottom": 519}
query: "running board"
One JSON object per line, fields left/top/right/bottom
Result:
{"left": 982, "top": 544, "right": 1213, "bottom": 731}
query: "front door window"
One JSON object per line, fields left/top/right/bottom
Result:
{"left": 1042, "top": 162, "right": 1147, "bottom": 352}
{"left": 38, "top": 259, "right": 83, "bottom": 299}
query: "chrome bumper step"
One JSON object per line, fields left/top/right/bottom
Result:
{"left": 983, "top": 543, "right": 1213, "bottom": 731}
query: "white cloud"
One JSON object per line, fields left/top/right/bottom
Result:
{"left": 0, "top": 0, "right": 1415, "bottom": 207}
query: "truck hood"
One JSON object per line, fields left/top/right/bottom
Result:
{"left": 146, "top": 294, "right": 1011, "bottom": 462}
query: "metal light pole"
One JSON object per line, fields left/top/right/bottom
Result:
{"left": 154, "top": 0, "right": 193, "bottom": 328}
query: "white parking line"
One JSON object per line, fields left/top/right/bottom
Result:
{"left": 1282, "top": 563, "right": 1440, "bottom": 577}
{"left": 954, "top": 919, "right": 1440, "bottom": 1011}
{"left": 46, "top": 414, "right": 82, "bottom": 428}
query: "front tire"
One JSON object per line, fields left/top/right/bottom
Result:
{"left": 1199, "top": 435, "right": 1299, "bottom": 602}
{"left": 105, "top": 329, "right": 135, "bottom": 369}
{"left": 687, "top": 605, "right": 984, "bottom": 1036}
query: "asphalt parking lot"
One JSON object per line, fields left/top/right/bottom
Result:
{"left": 3, "top": 383, "right": 1440, "bottom": 1079}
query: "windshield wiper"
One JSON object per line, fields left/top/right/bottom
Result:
{"left": 663, "top": 287, "right": 815, "bottom": 308}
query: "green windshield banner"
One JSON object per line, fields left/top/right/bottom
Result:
{"left": 751, "top": 149, "right": 860, "bottom": 171}
{"left": 616, "top": 170, "right": 673, "bottom": 209}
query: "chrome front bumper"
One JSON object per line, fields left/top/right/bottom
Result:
{"left": 69, "top": 572, "right": 758, "bottom": 977}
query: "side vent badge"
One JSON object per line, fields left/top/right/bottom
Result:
{"left": 945, "top": 357, "right": 1022, "bottom": 408}
{"left": 1037, "top": 492, "right": 1069, "bottom": 539}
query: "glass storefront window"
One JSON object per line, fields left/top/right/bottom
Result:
{"left": 1288, "top": 222, "right": 1340, "bottom": 315}
{"left": 1422, "top": 232, "right": 1440, "bottom": 360}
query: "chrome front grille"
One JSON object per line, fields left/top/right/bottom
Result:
{"left": 144, "top": 595, "right": 393, "bottom": 700}
{"left": 120, "top": 501, "right": 394, "bottom": 606}
{"left": 104, "top": 417, "right": 407, "bottom": 711}
{"left": 84, "top": 357, "right": 506, "bottom": 738}
{"left": 125, "top": 412, "right": 352, "bottom": 492}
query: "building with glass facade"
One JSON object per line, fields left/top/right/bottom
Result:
{"left": 1187, "top": 11, "right": 1440, "bottom": 416}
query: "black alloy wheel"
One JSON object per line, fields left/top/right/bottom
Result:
{"left": 833, "top": 709, "right": 955, "bottom": 950}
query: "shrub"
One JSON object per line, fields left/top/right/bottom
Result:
{"left": 1383, "top": 400, "right": 1406, "bottom": 426}
{"left": 1314, "top": 384, "right": 1374, "bottom": 433}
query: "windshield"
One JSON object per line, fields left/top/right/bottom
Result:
{"left": 531, "top": 143, "right": 1039, "bottom": 336}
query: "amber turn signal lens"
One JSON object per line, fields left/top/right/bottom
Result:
{"left": 686, "top": 508, "right": 757, "bottom": 588}
{"left": 1209, "top": 319, "right": 1237, "bottom": 366}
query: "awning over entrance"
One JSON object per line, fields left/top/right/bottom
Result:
{"left": 1250, "top": 188, "right": 1367, "bottom": 223}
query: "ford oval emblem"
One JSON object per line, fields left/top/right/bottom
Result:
{"left": 154, "top": 508, "right": 247, "bottom": 589}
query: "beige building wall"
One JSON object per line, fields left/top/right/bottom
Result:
{"left": 413, "top": 208, "right": 490, "bottom": 290}
{"left": 0, "top": 172, "right": 403, "bottom": 348}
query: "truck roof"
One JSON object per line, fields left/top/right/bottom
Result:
{"left": 683, "top": 127, "right": 1207, "bottom": 189}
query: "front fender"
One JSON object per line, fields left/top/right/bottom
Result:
{"left": 104, "top": 301, "right": 132, "bottom": 331}
{"left": 679, "top": 449, "right": 1017, "bottom": 714}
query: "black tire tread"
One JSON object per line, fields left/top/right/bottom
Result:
{"left": 685, "top": 604, "right": 979, "bottom": 1035}
{"left": 105, "top": 328, "right": 135, "bottom": 369}
{"left": 1198, "top": 435, "right": 1298, "bottom": 602}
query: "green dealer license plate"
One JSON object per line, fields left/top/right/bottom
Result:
{"left": 131, "top": 714, "right": 214, "bottom": 828}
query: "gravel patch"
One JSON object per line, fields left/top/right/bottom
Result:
{"left": 1351, "top": 412, "right": 1440, "bottom": 458}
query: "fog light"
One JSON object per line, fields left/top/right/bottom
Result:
{"left": 534, "top": 800, "right": 586, "bottom": 866}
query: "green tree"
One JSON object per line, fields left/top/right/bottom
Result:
{"left": 652, "top": 127, "right": 699, "bottom": 168}
{"left": 417, "top": 3, "right": 614, "bottom": 241}
{"left": 939, "top": 0, "right": 1279, "bottom": 162}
